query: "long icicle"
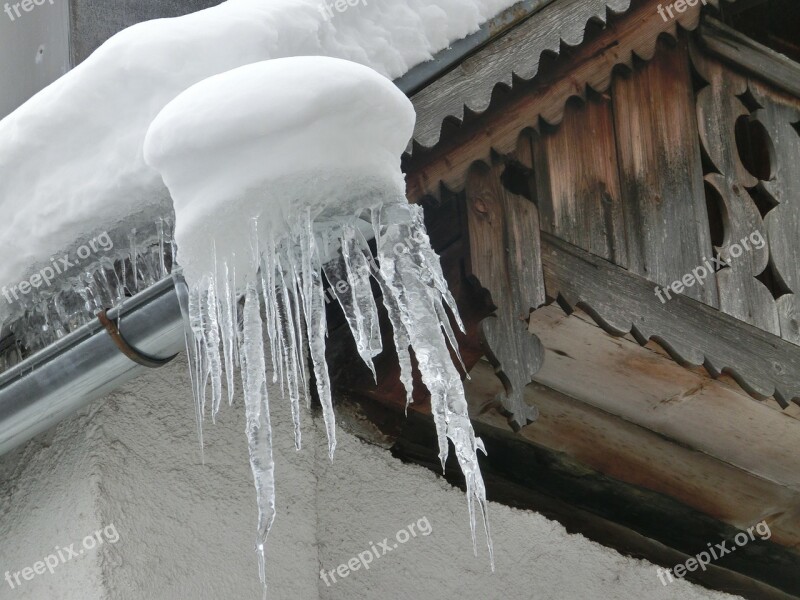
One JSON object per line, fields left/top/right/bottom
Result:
{"left": 371, "top": 201, "right": 493, "bottom": 569}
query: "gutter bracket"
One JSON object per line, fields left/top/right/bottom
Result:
{"left": 97, "top": 309, "right": 178, "bottom": 368}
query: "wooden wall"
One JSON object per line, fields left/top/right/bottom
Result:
{"left": 521, "top": 34, "right": 800, "bottom": 345}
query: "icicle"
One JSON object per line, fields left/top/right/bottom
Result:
{"left": 240, "top": 282, "right": 276, "bottom": 597}
{"left": 217, "top": 259, "right": 237, "bottom": 407}
{"left": 204, "top": 277, "right": 223, "bottom": 422}
{"left": 174, "top": 200, "right": 492, "bottom": 585}
{"left": 297, "top": 211, "right": 337, "bottom": 460}
{"left": 321, "top": 220, "right": 382, "bottom": 380}
{"left": 372, "top": 201, "right": 494, "bottom": 568}
{"left": 128, "top": 228, "right": 139, "bottom": 294}
{"left": 273, "top": 250, "right": 304, "bottom": 450}
{"left": 285, "top": 243, "right": 310, "bottom": 408}
{"left": 368, "top": 213, "right": 415, "bottom": 410}
{"left": 184, "top": 279, "right": 206, "bottom": 460}
{"left": 259, "top": 240, "right": 280, "bottom": 383}
{"left": 157, "top": 218, "right": 167, "bottom": 278}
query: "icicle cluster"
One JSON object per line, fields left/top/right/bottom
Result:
{"left": 0, "top": 218, "right": 176, "bottom": 374}
{"left": 184, "top": 199, "right": 493, "bottom": 592}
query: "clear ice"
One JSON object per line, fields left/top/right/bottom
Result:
{"left": 182, "top": 199, "right": 494, "bottom": 594}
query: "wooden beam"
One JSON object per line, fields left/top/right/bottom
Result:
{"left": 467, "top": 357, "right": 800, "bottom": 549}
{"left": 699, "top": 16, "right": 800, "bottom": 98}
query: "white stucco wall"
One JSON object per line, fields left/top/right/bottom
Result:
{"left": 0, "top": 356, "right": 740, "bottom": 600}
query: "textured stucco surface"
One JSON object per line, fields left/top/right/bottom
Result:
{"left": 0, "top": 407, "right": 108, "bottom": 600}
{"left": 0, "top": 356, "right": 740, "bottom": 600}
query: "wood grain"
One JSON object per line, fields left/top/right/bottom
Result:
{"left": 691, "top": 45, "right": 778, "bottom": 332}
{"left": 405, "top": 0, "right": 708, "bottom": 201}
{"left": 612, "top": 39, "right": 718, "bottom": 305}
{"left": 465, "top": 157, "right": 545, "bottom": 427}
{"left": 532, "top": 94, "right": 628, "bottom": 266}
{"left": 410, "top": 0, "right": 632, "bottom": 150}
{"left": 467, "top": 353, "right": 800, "bottom": 548}
{"left": 541, "top": 231, "right": 800, "bottom": 407}
{"left": 749, "top": 80, "right": 800, "bottom": 345}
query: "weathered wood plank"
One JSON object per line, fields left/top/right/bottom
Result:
{"left": 465, "top": 158, "right": 544, "bottom": 427}
{"left": 541, "top": 231, "right": 800, "bottom": 407}
{"left": 528, "top": 303, "right": 800, "bottom": 492}
{"left": 532, "top": 94, "right": 628, "bottom": 266}
{"left": 612, "top": 39, "right": 718, "bottom": 306}
{"left": 691, "top": 45, "right": 779, "bottom": 332}
{"left": 410, "top": 0, "right": 632, "bottom": 150}
{"left": 394, "top": 384, "right": 800, "bottom": 600}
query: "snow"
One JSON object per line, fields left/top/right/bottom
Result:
{"left": 143, "top": 57, "right": 415, "bottom": 287}
{"left": 0, "top": 0, "right": 518, "bottom": 308}
{"left": 143, "top": 56, "right": 493, "bottom": 593}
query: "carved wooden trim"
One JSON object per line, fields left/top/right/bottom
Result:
{"left": 410, "top": 0, "right": 632, "bottom": 150}
{"left": 465, "top": 154, "right": 545, "bottom": 428}
{"left": 541, "top": 231, "right": 800, "bottom": 407}
{"left": 750, "top": 80, "right": 800, "bottom": 345}
{"left": 691, "top": 39, "right": 800, "bottom": 344}
{"left": 405, "top": 0, "right": 709, "bottom": 201}
{"left": 690, "top": 41, "right": 778, "bottom": 329}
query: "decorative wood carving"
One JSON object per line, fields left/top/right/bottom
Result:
{"left": 691, "top": 43, "right": 779, "bottom": 333}
{"left": 410, "top": 0, "right": 632, "bottom": 150}
{"left": 542, "top": 232, "right": 800, "bottom": 408}
{"left": 749, "top": 81, "right": 800, "bottom": 344}
{"left": 405, "top": 0, "right": 708, "bottom": 201}
{"left": 698, "top": 17, "right": 800, "bottom": 100}
{"left": 465, "top": 151, "right": 545, "bottom": 428}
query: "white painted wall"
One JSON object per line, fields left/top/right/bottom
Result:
{"left": 0, "top": 356, "right": 740, "bottom": 600}
{"left": 0, "top": 0, "right": 70, "bottom": 119}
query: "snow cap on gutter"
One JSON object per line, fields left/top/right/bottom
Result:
{"left": 144, "top": 57, "right": 415, "bottom": 286}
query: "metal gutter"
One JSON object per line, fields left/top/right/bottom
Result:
{"left": 0, "top": 276, "right": 185, "bottom": 454}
